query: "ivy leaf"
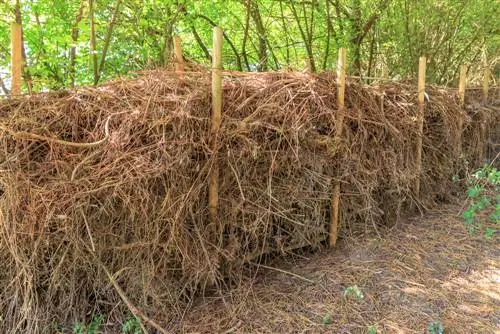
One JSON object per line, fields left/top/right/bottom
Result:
{"left": 467, "top": 185, "right": 482, "bottom": 198}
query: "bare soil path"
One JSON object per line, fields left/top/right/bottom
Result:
{"left": 178, "top": 205, "right": 499, "bottom": 333}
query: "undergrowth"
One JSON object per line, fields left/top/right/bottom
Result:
{"left": 463, "top": 163, "right": 499, "bottom": 238}
{"left": 71, "top": 314, "right": 141, "bottom": 334}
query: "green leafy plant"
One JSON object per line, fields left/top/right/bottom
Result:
{"left": 122, "top": 316, "right": 142, "bottom": 334}
{"left": 367, "top": 325, "right": 377, "bottom": 334}
{"left": 463, "top": 164, "right": 499, "bottom": 237}
{"left": 72, "top": 321, "right": 85, "bottom": 334}
{"left": 72, "top": 314, "right": 104, "bottom": 334}
{"left": 428, "top": 320, "right": 444, "bottom": 334}
{"left": 343, "top": 285, "right": 364, "bottom": 300}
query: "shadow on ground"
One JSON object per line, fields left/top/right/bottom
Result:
{"left": 177, "top": 205, "right": 499, "bottom": 333}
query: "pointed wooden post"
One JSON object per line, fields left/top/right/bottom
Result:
{"left": 415, "top": 56, "right": 426, "bottom": 197}
{"left": 479, "top": 64, "right": 489, "bottom": 163}
{"left": 173, "top": 36, "right": 184, "bottom": 79}
{"left": 457, "top": 64, "right": 467, "bottom": 157}
{"left": 329, "top": 47, "right": 346, "bottom": 247}
{"left": 209, "top": 27, "right": 223, "bottom": 226}
{"left": 482, "top": 65, "right": 490, "bottom": 105}
{"left": 458, "top": 64, "right": 467, "bottom": 108}
{"left": 11, "top": 22, "right": 22, "bottom": 96}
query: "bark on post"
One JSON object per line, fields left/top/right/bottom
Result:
{"left": 11, "top": 22, "right": 22, "bottom": 96}
{"left": 415, "top": 56, "right": 426, "bottom": 197}
{"left": 458, "top": 64, "right": 467, "bottom": 108}
{"left": 482, "top": 66, "right": 490, "bottom": 105}
{"left": 329, "top": 47, "right": 346, "bottom": 247}
{"left": 209, "top": 27, "right": 223, "bottom": 225}
{"left": 173, "top": 36, "right": 184, "bottom": 79}
{"left": 457, "top": 64, "right": 467, "bottom": 157}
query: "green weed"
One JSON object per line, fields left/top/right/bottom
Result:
{"left": 122, "top": 316, "right": 142, "bottom": 334}
{"left": 72, "top": 314, "right": 104, "bottom": 334}
{"left": 463, "top": 164, "right": 499, "bottom": 237}
{"left": 343, "top": 285, "right": 364, "bottom": 300}
{"left": 428, "top": 320, "right": 444, "bottom": 334}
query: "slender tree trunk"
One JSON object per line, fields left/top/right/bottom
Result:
{"left": 70, "top": 0, "right": 85, "bottom": 87}
{"left": 96, "top": 0, "right": 123, "bottom": 83}
{"left": 89, "top": 0, "right": 99, "bottom": 85}
{"left": 241, "top": 0, "right": 251, "bottom": 71}
{"left": 367, "top": 31, "right": 376, "bottom": 79}
{"left": 279, "top": 1, "right": 290, "bottom": 65}
{"left": 323, "top": 0, "right": 333, "bottom": 70}
{"left": 0, "top": 76, "right": 9, "bottom": 95}
{"left": 190, "top": 25, "right": 211, "bottom": 62}
{"left": 351, "top": 0, "right": 362, "bottom": 76}
{"left": 303, "top": 0, "right": 316, "bottom": 72}
{"left": 249, "top": 0, "right": 267, "bottom": 71}
{"left": 196, "top": 14, "right": 243, "bottom": 71}
{"left": 290, "top": 1, "right": 316, "bottom": 72}
{"left": 163, "top": 6, "right": 173, "bottom": 67}
{"left": 14, "top": 0, "right": 33, "bottom": 93}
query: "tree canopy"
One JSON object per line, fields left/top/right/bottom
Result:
{"left": 0, "top": 0, "right": 498, "bottom": 93}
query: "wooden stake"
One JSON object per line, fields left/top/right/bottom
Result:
{"left": 482, "top": 66, "right": 490, "bottom": 105}
{"left": 209, "top": 27, "right": 223, "bottom": 225}
{"left": 415, "top": 56, "right": 426, "bottom": 197}
{"left": 457, "top": 64, "right": 467, "bottom": 157}
{"left": 329, "top": 182, "right": 341, "bottom": 246}
{"left": 303, "top": 58, "right": 312, "bottom": 73}
{"left": 335, "top": 48, "right": 347, "bottom": 137}
{"left": 458, "top": 64, "right": 467, "bottom": 108}
{"left": 10, "top": 22, "right": 22, "bottom": 96}
{"left": 329, "top": 47, "right": 347, "bottom": 247}
{"left": 173, "top": 36, "right": 184, "bottom": 79}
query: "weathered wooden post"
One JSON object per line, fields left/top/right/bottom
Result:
{"left": 173, "top": 36, "right": 184, "bottom": 78}
{"left": 415, "top": 56, "right": 426, "bottom": 197}
{"left": 479, "top": 64, "right": 489, "bottom": 162}
{"left": 482, "top": 65, "right": 490, "bottom": 105}
{"left": 209, "top": 27, "right": 223, "bottom": 225}
{"left": 458, "top": 64, "right": 467, "bottom": 108}
{"left": 457, "top": 64, "right": 467, "bottom": 156}
{"left": 11, "top": 22, "right": 22, "bottom": 96}
{"left": 329, "top": 47, "right": 346, "bottom": 247}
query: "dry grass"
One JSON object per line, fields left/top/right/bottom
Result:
{"left": 0, "top": 69, "right": 497, "bottom": 332}
{"left": 180, "top": 205, "right": 499, "bottom": 333}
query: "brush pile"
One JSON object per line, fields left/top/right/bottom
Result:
{"left": 0, "top": 70, "right": 495, "bottom": 331}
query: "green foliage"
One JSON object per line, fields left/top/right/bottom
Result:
{"left": 122, "top": 316, "right": 142, "bottom": 334}
{"left": 367, "top": 325, "right": 377, "bottom": 334}
{"left": 322, "top": 312, "right": 332, "bottom": 325}
{"left": 463, "top": 164, "right": 499, "bottom": 237}
{"left": 0, "top": 0, "right": 498, "bottom": 93}
{"left": 71, "top": 314, "right": 143, "bottom": 333}
{"left": 72, "top": 314, "right": 104, "bottom": 334}
{"left": 343, "top": 285, "right": 364, "bottom": 300}
{"left": 428, "top": 320, "right": 444, "bottom": 334}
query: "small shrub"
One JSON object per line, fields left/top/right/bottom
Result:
{"left": 463, "top": 164, "right": 499, "bottom": 237}
{"left": 122, "top": 316, "right": 142, "bottom": 334}
{"left": 343, "top": 285, "right": 364, "bottom": 300}
{"left": 428, "top": 320, "right": 444, "bottom": 334}
{"left": 72, "top": 314, "right": 104, "bottom": 334}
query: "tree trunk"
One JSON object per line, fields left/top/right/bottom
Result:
{"left": 14, "top": 0, "right": 33, "bottom": 93}
{"left": 249, "top": 0, "right": 267, "bottom": 71}
{"left": 96, "top": 0, "right": 123, "bottom": 83}
{"left": 70, "top": 0, "right": 85, "bottom": 87}
{"left": 89, "top": 0, "right": 99, "bottom": 85}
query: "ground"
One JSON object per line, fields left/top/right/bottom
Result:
{"left": 177, "top": 205, "right": 499, "bottom": 333}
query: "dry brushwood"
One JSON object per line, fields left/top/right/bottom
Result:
{"left": 0, "top": 70, "right": 495, "bottom": 332}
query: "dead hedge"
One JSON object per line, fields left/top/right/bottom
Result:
{"left": 0, "top": 70, "right": 497, "bottom": 332}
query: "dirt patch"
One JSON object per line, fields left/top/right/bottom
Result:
{"left": 179, "top": 204, "right": 499, "bottom": 333}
